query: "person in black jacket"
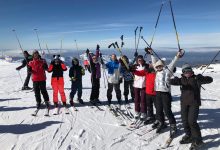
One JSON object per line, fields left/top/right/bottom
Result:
{"left": 170, "top": 64, "right": 213, "bottom": 150}
{"left": 16, "top": 51, "right": 33, "bottom": 90}
{"left": 69, "top": 58, "right": 85, "bottom": 105}
{"left": 86, "top": 46, "right": 102, "bottom": 105}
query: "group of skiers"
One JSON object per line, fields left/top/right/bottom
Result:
{"left": 16, "top": 45, "right": 213, "bottom": 150}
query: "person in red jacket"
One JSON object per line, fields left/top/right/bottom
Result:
{"left": 134, "top": 63, "right": 164, "bottom": 124}
{"left": 48, "top": 55, "right": 67, "bottom": 114}
{"left": 28, "top": 50, "right": 50, "bottom": 112}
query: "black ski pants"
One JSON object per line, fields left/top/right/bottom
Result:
{"left": 181, "top": 104, "right": 202, "bottom": 141}
{"left": 90, "top": 78, "right": 100, "bottom": 100}
{"left": 124, "top": 80, "right": 134, "bottom": 101}
{"left": 33, "top": 81, "right": 49, "bottom": 106}
{"left": 155, "top": 91, "right": 176, "bottom": 125}
{"left": 23, "top": 71, "right": 31, "bottom": 87}
{"left": 70, "top": 80, "right": 82, "bottom": 100}
{"left": 107, "top": 83, "right": 121, "bottom": 104}
{"left": 146, "top": 94, "right": 156, "bottom": 118}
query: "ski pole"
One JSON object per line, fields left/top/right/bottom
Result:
{"left": 141, "top": 36, "right": 176, "bottom": 77}
{"left": 136, "top": 27, "right": 143, "bottom": 53}
{"left": 74, "top": 40, "right": 80, "bottom": 59}
{"left": 45, "top": 44, "right": 51, "bottom": 56}
{"left": 34, "top": 29, "right": 44, "bottom": 56}
{"left": 12, "top": 29, "right": 24, "bottom": 53}
{"left": 169, "top": 0, "right": 185, "bottom": 57}
{"left": 134, "top": 26, "right": 138, "bottom": 52}
{"left": 60, "top": 39, "right": 63, "bottom": 55}
{"left": 12, "top": 29, "right": 29, "bottom": 64}
{"left": 202, "top": 50, "right": 220, "bottom": 74}
{"left": 149, "top": 3, "right": 164, "bottom": 48}
{"left": 17, "top": 70, "right": 24, "bottom": 85}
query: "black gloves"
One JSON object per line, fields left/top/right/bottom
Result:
{"left": 145, "top": 47, "right": 153, "bottom": 54}
{"left": 96, "top": 44, "right": 100, "bottom": 50}
{"left": 86, "top": 49, "right": 90, "bottom": 54}
{"left": 197, "top": 74, "right": 203, "bottom": 79}
{"left": 16, "top": 67, "right": 21, "bottom": 71}
{"left": 134, "top": 52, "right": 138, "bottom": 57}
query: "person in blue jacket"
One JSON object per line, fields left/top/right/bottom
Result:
{"left": 104, "top": 54, "right": 122, "bottom": 107}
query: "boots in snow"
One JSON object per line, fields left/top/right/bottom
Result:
{"left": 179, "top": 134, "right": 192, "bottom": 144}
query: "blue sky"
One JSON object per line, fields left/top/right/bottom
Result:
{"left": 0, "top": 0, "right": 220, "bottom": 51}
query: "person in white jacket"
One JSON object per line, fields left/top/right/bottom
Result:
{"left": 131, "top": 55, "right": 149, "bottom": 120}
{"left": 148, "top": 48, "right": 183, "bottom": 136}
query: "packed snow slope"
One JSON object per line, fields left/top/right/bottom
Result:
{"left": 0, "top": 59, "right": 220, "bottom": 150}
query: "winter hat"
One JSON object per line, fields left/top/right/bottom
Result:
{"left": 32, "top": 50, "right": 39, "bottom": 55}
{"left": 53, "top": 54, "right": 60, "bottom": 60}
{"left": 137, "top": 55, "right": 144, "bottom": 60}
{"left": 72, "top": 57, "right": 79, "bottom": 65}
{"left": 155, "top": 60, "right": 165, "bottom": 68}
{"left": 182, "top": 63, "right": 193, "bottom": 73}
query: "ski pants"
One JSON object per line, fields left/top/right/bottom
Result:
{"left": 146, "top": 94, "right": 156, "bottom": 118}
{"left": 33, "top": 81, "right": 49, "bottom": 106}
{"left": 51, "top": 77, "right": 66, "bottom": 104}
{"left": 181, "top": 104, "right": 202, "bottom": 141}
{"left": 107, "top": 83, "right": 121, "bottom": 104}
{"left": 70, "top": 80, "right": 82, "bottom": 100}
{"left": 134, "top": 87, "right": 146, "bottom": 113}
{"left": 124, "top": 80, "right": 134, "bottom": 101}
{"left": 155, "top": 91, "right": 176, "bottom": 125}
{"left": 90, "top": 78, "right": 100, "bottom": 100}
{"left": 23, "top": 71, "right": 31, "bottom": 87}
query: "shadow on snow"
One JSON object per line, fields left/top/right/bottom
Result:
{"left": 0, "top": 121, "right": 63, "bottom": 134}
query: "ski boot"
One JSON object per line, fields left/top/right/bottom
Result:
{"left": 134, "top": 112, "right": 140, "bottom": 120}
{"left": 144, "top": 116, "right": 155, "bottom": 125}
{"left": 95, "top": 99, "right": 102, "bottom": 104}
{"left": 152, "top": 120, "right": 160, "bottom": 129}
{"left": 189, "top": 139, "right": 204, "bottom": 150}
{"left": 170, "top": 124, "right": 177, "bottom": 137}
{"left": 156, "top": 122, "right": 167, "bottom": 133}
{"left": 78, "top": 98, "right": 84, "bottom": 105}
{"left": 90, "top": 99, "right": 96, "bottom": 105}
{"left": 179, "top": 134, "right": 192, "bottom": 144}
{"left": 140, "top": 113, "right": 147, "bottom": 121}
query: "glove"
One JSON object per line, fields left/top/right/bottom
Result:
{"left": 16, "top": 67, "right": 21, "bottom": 71}
{"left": 119, "top": 77, "right": 123, "bottom": 84}
{"left": 96, "top": 44, "right": 100, "bottom": 50}
{"left": 145, "top": 47, "right": 153, "bottom": 54}
{"left": 197, "top": 74, "right": 203, "bottom": 79}
{"left": 70, "top": 77, "right": 77, "bottom": 81}
{"left": 100, "top": 53, "right": 102, "bottom": 58}
{"left": 86, "top": 49, "right": 90, "bottom": 54}
{"left": 134, "top": 52, "right": 138, "bottom": 57}
{"left": 81, "top": 68, "right": 85, "bottom": 75}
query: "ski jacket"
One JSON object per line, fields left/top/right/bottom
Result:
{"left": 48, "top": 62, "right": 67, "bottom": 79}
{"left": 170, "top": 74, "right": 213, "bottom": 106}
{"left": 120, "top": 65, "right": 133, "bottom": 82}
{"left": 132, "top": 64, "right": 148, "bottom": 88}
{"left": 69, "top": 64, "right": 85, "bottom": 82}
{"left": 151, "top": 55, "right": 178, "bottom": 92}
{"left": 28, "top": 58, "right": 48, "bottom": 81}
{"left": 104, "top": 60, "right": 121, "bottom": 84}
{"left": 17, "top": 55, "right": 33, "bottom": 70}
{"left": 88, "top": 49, "right": 101, "bottom": 79}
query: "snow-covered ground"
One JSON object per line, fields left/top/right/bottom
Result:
{"left": 0, "top": 59, "right": 220, "bottom": 150}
